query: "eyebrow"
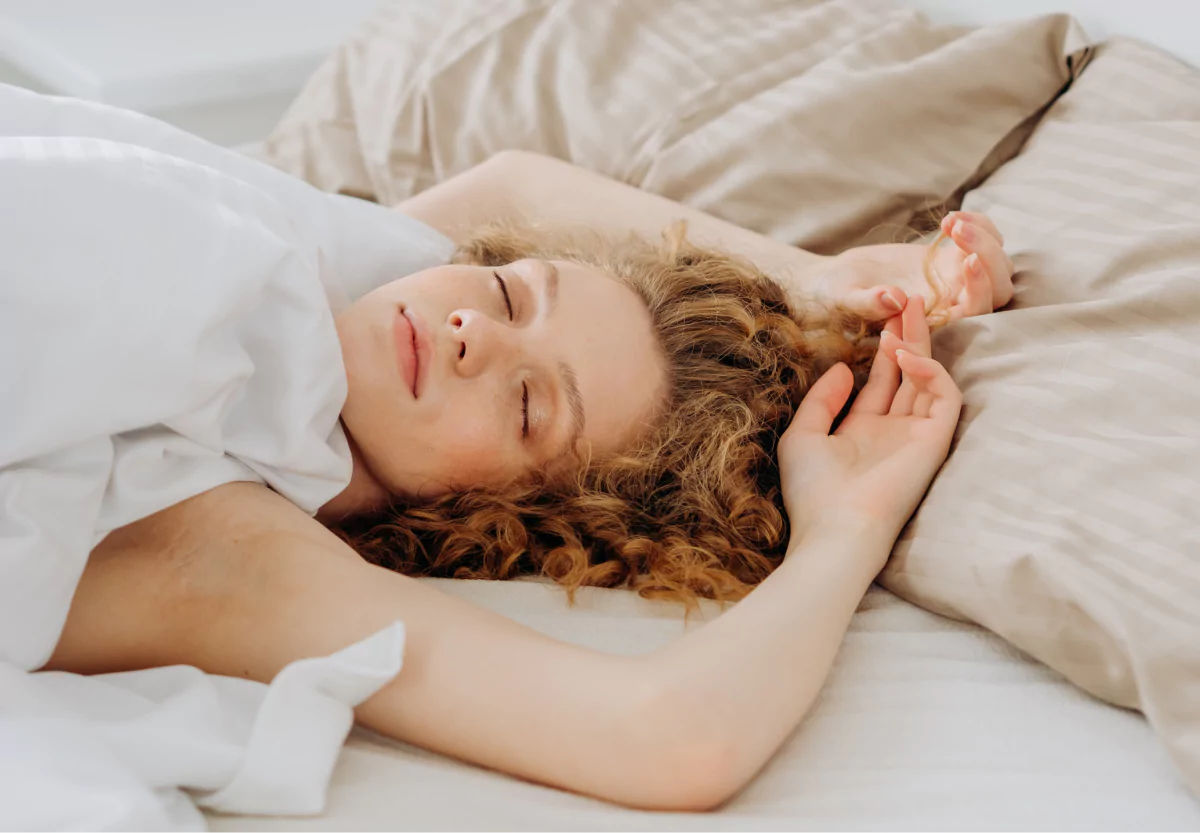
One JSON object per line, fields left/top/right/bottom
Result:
{"left": 539, "top": 260, "right": 585, "bottom": 447}
{"left": 544, "top": 259, "right": 560, "bottom": 313}
{"left": 559, "top": 360, "right": 586, "bottom": 446}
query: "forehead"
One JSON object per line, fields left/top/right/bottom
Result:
{"left": 543, "top": 258, "right": 666, "bottom": 456}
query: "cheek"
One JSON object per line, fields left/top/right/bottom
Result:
{"left": 421, "top": 406, "right": 516, "bottom": 487}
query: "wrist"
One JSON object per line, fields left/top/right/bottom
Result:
{"left": 787, "top": 511, "right": 897, "bottom": 562}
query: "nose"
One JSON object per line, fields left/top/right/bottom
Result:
{"left": 448, "top": 308, "right": 518, "bottom": 378}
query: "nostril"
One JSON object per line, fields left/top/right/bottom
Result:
{"left": 459, "top": 343, "right": 466, "bottom": 359}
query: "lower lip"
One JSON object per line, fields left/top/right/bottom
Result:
{"left": 393, "top": 308, "right": 418, "bottom": 397}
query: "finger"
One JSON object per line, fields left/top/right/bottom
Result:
{"left": 893, "top": 350, "right": 927, "bottom": 417}
{"left": 895, "top": 350, "right": 963, "bottom": 423}
{"left": 877, "top": 328, "right": 934, "bottom": 371}
{"left": 878, "top": 336, "right": 919, "bottom": 417}
{"left": 787, "top": 362, "right": 855, "bottom": 437}
{"left": 889, "top": 375, "right": 918, "bottom": 417}
{"left": 945, "top": 253, "right": 994, "bottom": 323}
{"left": 942, "top": 210, "right": 1004, "bottom": 246}
{"left": 956, "top": 216, "right": 1016, "bottom": 309}
{"left": 949, "top": 218, "right": 1011, "bottom": 298}
{"left": 900, "top": 294, "right": 932, "bottom": 357}
{"left": 852, "top": 318, "right": 903, "bottom": 415}
{"left": 837, "top": 284, "right": 908, "bottom": 322}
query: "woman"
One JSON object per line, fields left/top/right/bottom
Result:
{"left": 9, "top": 98, "right": 1011, "bottom": 807}
{"left": 321, "top": 151, "right": 1011, "bottom": 604}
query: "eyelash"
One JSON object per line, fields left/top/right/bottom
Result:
{"left": 493, "top": 270, "right": 527, "bottom": 438}
{"left": 494, "top": 270, "right": 514, "bottom": 320}
{"left": 521, "top": 382, "right": 530, "bottom": 439}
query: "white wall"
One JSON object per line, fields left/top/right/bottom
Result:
{"left": 906, "top": 0, "right": 1200, "bottom": 68}
{"left": 2, "top": 1, "right": 1197, "bottom": 148}
{"left": 0, "top": 0, "right": 379, "bottom": 146}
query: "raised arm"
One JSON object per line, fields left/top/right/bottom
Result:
{"left": 48, "top": 298, "right": 958, "bottom": 813}
{"left": 48, "top": 480, "right": 885, "bottom": 811}
{"left": 396, "top": 150, "right": 1013, "bottom": 323}
{"left": 397, "top": 150, "right": 827, "bottom": 293}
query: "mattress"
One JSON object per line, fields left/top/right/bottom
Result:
{"left": 206, "top": 580, "right": 1200, "bottom": 831}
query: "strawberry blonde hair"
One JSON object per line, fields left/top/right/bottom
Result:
{"left": 331, "top": 224, "right": 941, "bottom": 607}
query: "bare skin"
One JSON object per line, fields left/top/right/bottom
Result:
{"left": 396, "top": 151, "right": 1013, "bottom": 325}
{"left": 321, "top": 255, "right": 667, "bottom": 519}
{"left": 46, "top": 153, "right": 988, "bottom": 811}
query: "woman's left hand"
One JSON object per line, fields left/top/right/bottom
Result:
{"left": 814, "top": 210, "right": 1015, "bottom": 324}
{"left": 928, "top": 210, "right": 1015, "bottom": 322}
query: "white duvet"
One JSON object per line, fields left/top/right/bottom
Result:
{"left": 0, "top": 83, "right": 454, "bottom": 829}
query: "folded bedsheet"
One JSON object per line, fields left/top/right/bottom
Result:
{"left": 207, "top": 581, "right": 1200, "bottom": 831}
{"left": 263, "top": 0, "right": 1087, "bottom": 253}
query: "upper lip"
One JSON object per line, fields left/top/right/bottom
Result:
{"left": 403, "top": 307, "right": 431, "bottom": 398}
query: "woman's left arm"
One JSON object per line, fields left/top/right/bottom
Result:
{"left": 396, "top": 150, "right": 822, "bottom": 282}
{"left": 394, "top": 151, "right": 1013, "bottom": 322}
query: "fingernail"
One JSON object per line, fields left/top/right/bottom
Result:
{"left": 953, "top": 219, "right": 970, "bottom": 241}
{"left": 896, "top": 349, "right": 908, "bottom": 359}
{"left": 968, "top": 253, "right": 981, "bottom": 274}
{"left": 882, "top": 291, "right": 903, "bottom": 312}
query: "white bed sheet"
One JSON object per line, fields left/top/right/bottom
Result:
{"left": 207, "top": 581, "right": 1200, "bottom": 831}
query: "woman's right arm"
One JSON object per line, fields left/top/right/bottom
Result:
{"left": 48, "top": 482, "right": 887, "bottom": 812}
{"left": 49, "top": 299, "right": 957, "bottom": 812}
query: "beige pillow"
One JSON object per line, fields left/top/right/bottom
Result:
{"left": 880, "top": 38, "right": 1200, "bottom": 795}
{"left": 264, "top": 0, "right": 1086, "bottom": 253}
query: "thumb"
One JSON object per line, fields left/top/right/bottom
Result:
{"left": 790, "top": 363, "right": 855, "bottom": 436}
{"left": 839, "top": 284, "right": 908, "bottom": 322}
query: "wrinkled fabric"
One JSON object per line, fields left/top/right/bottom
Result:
{"left": 880, "top": 38, "right": 1200, "bottom": 797}
{"left": 264, "top": 0, "right": 1087, "bottom": 253}
{"left": 0, "top": 83, "right": 454, "bottom": 828}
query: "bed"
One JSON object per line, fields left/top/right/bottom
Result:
{"left": 205, "top": 0, "right": 1199, "bottom": 828}
{"left": 209, "top": 580, "right": 1198, "bottom": 831}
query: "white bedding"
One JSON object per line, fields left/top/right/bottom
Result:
{"left": 210, "top": 581, "right": 1200, "bottom": 831}
{"left": 0, "top": 84, "right": 453, "bottom": 829}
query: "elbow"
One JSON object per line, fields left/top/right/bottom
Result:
{"left": 615, "top": 681, "right": 751, "bottom": 812}
{"left": 480, "top": 148, "right": 569, "bottom": 183}
{"left": 645, "top": 742, "right": 746, "bottom": 813}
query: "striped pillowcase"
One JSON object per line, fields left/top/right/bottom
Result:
{"left": 262, "top": 0, "right": 1084, "bottom": 253}
{"left": 881, "top": 37, "right": 1200, "bottom": 797}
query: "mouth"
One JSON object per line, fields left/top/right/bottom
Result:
{"left": 393, "top": 307, "right": 419, "bottom": 397}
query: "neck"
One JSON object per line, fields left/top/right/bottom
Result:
{"left": 316, "top": 423, "right": 392, "bottom": 524}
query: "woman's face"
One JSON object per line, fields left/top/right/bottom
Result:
{"left": 335, "top": 258, "right": 667, "bottom": 500}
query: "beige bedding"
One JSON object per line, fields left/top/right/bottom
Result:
{"left": 263, "top": 0, "right": 1086, "bottom": 253}
{"left": 879, "top": 36, "right": 1200, "bottom": 795}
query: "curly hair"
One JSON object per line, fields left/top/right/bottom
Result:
{"left": 331, "top": 223, "right": 945, "bottom": 608}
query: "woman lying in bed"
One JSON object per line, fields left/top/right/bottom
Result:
{"left": 50, "top": 151, "right": 1013, "bottom": 811}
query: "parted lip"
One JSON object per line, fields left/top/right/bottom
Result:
{"left": 394, "top": 305, "right": 432, "bottom": 398}
{"left": 393, "top": 307, "right": 418, "bottom": 397}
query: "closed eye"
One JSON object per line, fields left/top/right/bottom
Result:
{"left": 521, "top": 382, "right": 529, "bottom": 439}
{"left": 494, "top": 270, "right": 514, "bottom": 320}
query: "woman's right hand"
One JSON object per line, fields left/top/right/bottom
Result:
{"left": 778, "top": 296, "right": 962, "bottom": 559}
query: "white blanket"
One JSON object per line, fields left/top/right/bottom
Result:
{"left": 0, "top": 84, "right": 454, "bottom": 829}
